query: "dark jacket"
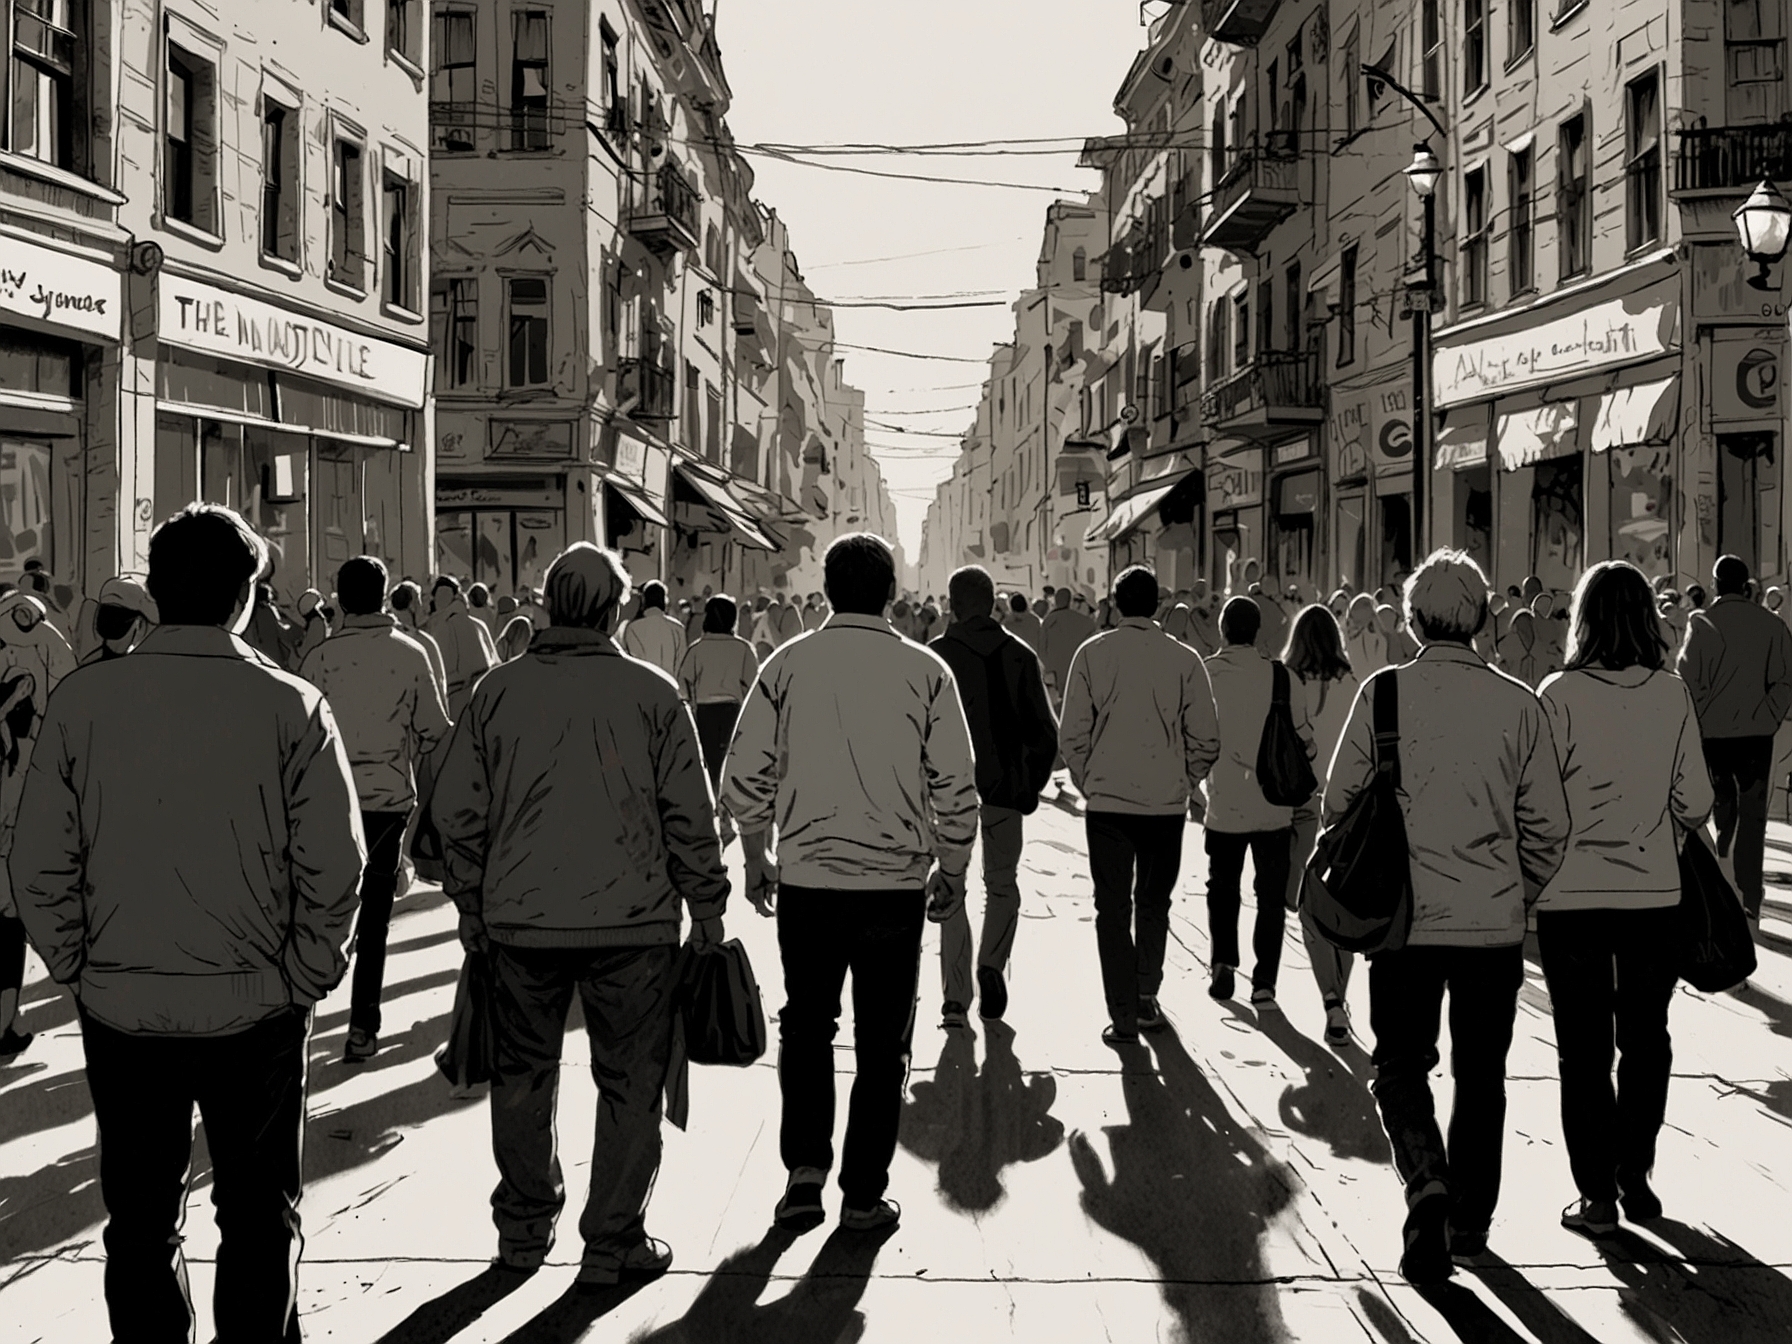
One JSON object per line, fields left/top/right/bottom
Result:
{"left": 930, "top": 616, "right": 1059, "bottom": 814}
{"left": 1678, "top": 593, "right": 1792, "bottom": 739}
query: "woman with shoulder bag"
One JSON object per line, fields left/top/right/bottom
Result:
{"left": 1537, "top": 561, "right": 1713, "bottom": 1236}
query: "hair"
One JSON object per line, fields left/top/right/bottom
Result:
{"left": 703, "top": 594, "right": 739, "bottom": 634}
{"left": 147, "top": 504, "right": 268, "bottom": 626}
{"left": 824, "top": 532, "right": 897, "bottom": 615}
{"left": 499, "top": 613, "right": 535, "bottom": 660}
{"left": 948, "top": 565, "right": 996, "bottom": 620}
{"left": 1283, "top": 604, "right": 1353, "bottom": 682}
{"left": 95, "top": 603, "right": 140, "bottom": 642}
{"left": 1219, "top": 595, "right": 1262, "bottom": 645}
{"left": 1687, "top": 583, "right": 1708, "bottom": 608}
{"left": 468, "top": 582, "right": 490, "bottom": 608}
{"left": 1052, "top": 587, "right": 1072, "bottom": 610}
{"left": 431, "top": 575, "right": 459, "bottom": 597}
{"left": 1714, "top": 555, "right": 1751, "bottom": 596}
{"left": 336, "top": 556, "right": 389, "bottom": 617}
{"left": 543, "top": 543, "right": 631, "bottom": 630}
{"left": 1564, "top": 561, "right": 1670, "bottom": 673}
{"left": 639, "top": 580, "right": 668, "bottom": 612}
{"left": 1008, "top": 592, "right": 1030, "bottom": 613}
{"left": 1113, "top": 565, "right": 1160, "bottom": 619}
{"left": 497, "top": 594, "right": 518, "bottom": 616}
{"left": 1403, "top": 549, "right": 1490, "bottom": 644}
{"left": 390, "top": 580, "right": 419, "bottom": 613}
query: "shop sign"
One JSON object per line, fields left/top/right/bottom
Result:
{"left": 1710, "top": 334, "right": 1783, "bottom": 426}
{"left": 1330, "top": 382, "right": 1414, "bottom": 480}
{"left": 0, "top": 234, "right": 122, "bottom": 341}
{"left": 159, "top": 276, "right": 428, "bottom": 408}
{"left": 1692, "top": 242, "right": 1786, "bottom": 323}
{"left": 1273, "top": 438, "right": 1315, "bottom": 467}
{"left": 1207, "top": 457, "right": 1262, "bottom": 509}
{"left": 437, "top": 483, "right": 562, "bottom": 510}
{"left": 1432, "top": 282, "right": 1678, "bottom": 407}
{"left": 490, "top": 419, "right": 575, "bottom": 459}
{"left": 612, "top": 435, "right": 672, "bottom": 503}
{"left": 1434, "top": 407, "right": 1490, "bottom": 469}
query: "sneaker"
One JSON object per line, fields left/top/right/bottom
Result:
{"left": 1618, "top": 1176, "right": 1663, "bottom": 1223}
{"left": 940, "top": 1001, "right": 969, "bottom": 1029}
{"left": 839, "top": 1199, "right": 900, "bottom": 1232}
{"left": 1561, "top": 1199, "right": 1619, "bottom": 1236}
{"left": 491, "top": 1248, "right": 545, "bottom": 1276}
{"left": 1209, "top": 965, "right": 1236, "bottom": 1000}
{"left": 1137, "top": 996, "right": 1168, "bottom": 1032}
{"left": 774, "top": 1177, "right": 827, "bottom": 1233}
{"left": 0, "top": 1027, "right": 34, "bottom": 1061}
{"left": 576, "top": 1236, "right": 673, "bottom": 1286}
{"left": 1101, "top": 1023, "right": 1141, "bottom": 1048}
{"left": 977, "top": 967, "right": 1008, "bottom": 1021}
{"left": 1449, "top": 1228, "right": 1489, "bottom": 1263}
{"left": 343, "top": 1028, "right": 379, "bottom": 1064}
{"left": 1400, "top": 1183, "right": 1453, "bottom": 1285}
{"left": 1249, "top": 986, "right": 1278, "bottom": 1010}
{"left": 1323, "top": 1003, "right": 1352, "bottom": 1047}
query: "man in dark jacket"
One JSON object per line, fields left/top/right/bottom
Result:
{"left": 1678, "top": 554, "right": 1792, "bottom": 919}
{"left": 929, "top": 566, "right": 1059, "bottom": 1026}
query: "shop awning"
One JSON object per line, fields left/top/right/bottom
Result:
{"left": 603, "top": 475, "right": 669, "bottom": 528}
{"left": 1591, "top": 377, "right": 1678, "bottom": 453}
{"left": 1496, "top": 401, "right": 1580, "bottom": 471}
{"left": 1434, "top": 408, "right": 1491, "bottom": 470}
{"left": 673, "top": 462, "right": 779, "bottom": 551}
{"left": 1084, "top": 473, "right": 1190, "bottom": 545}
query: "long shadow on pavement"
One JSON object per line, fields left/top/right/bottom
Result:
{"left": 1585, "top": 1219, "right": 1792, "bottom": 1344}
{"left": 899, "top": 1020, "right": 1064, "bottom": 1214}
{"left": 1245, "top": 1007, "right": 1390, "bottom": 1166}
{"left": 372, "top": 1263, "right": 534, "bottom": 1344}
{"left": 1463, "top": 1252, "right": 1605, "bottom": 1344}
{"left": 1068, "top": 1025, "right": 1296, "bottom": 1344}
{"left": 496, "top": 1279, "right": 646, "bottom": 1344}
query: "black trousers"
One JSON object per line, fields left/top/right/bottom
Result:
{"left": 348, "top": 811, "right": 411, "bottom": 1035}
{"left": 693, "top": 701, "right": 742, "bottom": 792}
{"left": 1536, "top": 907, "right": 1679, "bottom": 1204}
{"left": 80, "top": 1006, "right": 309, "bottom": 1344}
{"left": 1703, "top": 735, "right": 1773, "bottom": 918}
{"left": 1368, "top": 944, "right": 1524, "bottom": 1237}
{"left": 0, "top": 911, "right": 24, "bottom": 994}
{"left": 1203, "top": 828, "right": 1293, "bottom": 990}
{"left": 1086, "top": 812, "right": 1185, "bottom": 1033}
{"left": 776, "top": 885, "right": 924, "bottom": 1207}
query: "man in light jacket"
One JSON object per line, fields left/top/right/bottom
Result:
{"left": 723, "top": 532, "right": 978, "bottom": 1236}
{"left": 426, "top": 575, "right": 498, "bottom": 717}
{"left": 621, "top": 579, "right": 688, "bottom": 680}
{"left": 300, "top": 555, "right": 452, "bottom": 1063}
{"left": 1203, "top": 595, "right": 1316, "bottom": 1009}
{"left": 1004, "top": 591, "right": 1043, "bottom": 652}
{"left": 1059, "top": 565, "right": 1221, "bottom": 1046}
{"left": 11, "top": 504, "right": 366, "bottom": 1343}
{"left": 1677, "top": 553, "right": 1792, "bottom": 919}
{"left": 1323, "top": 549, "right": 1570, "bottom": 1285}
{"left": 928, "top": 566, "right": 1059, "bottom": 1027}
{"left": 431, "top": 542, "right": 727, "bottom": 1286}
{"left": 1040, "top": 586, "right": 1095, "bottom": 710}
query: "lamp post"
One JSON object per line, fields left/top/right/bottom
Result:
{"left": 1403, "top": 142, "right": 1441, "bottom": 562}
{"left": 1735, "top": 178, "right": 1792, "bottom": 291}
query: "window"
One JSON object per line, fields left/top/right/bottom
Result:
{"left": 1626, "top": 72, "right": 1662, "bottom": 251}
{"left": 1285, "top": 261, "right": 1303, "bottom": 350}
{"left": 11, "top": 0, "right": 81, "bottom": 168}
{"left": 387, "top": 0, "right": 418, "bottom": 66}
{"left": 1421, "top": 0, "right": 1442, "bottom": 99}
{"left": 697, "top": 289, "right": 714, "bottom": 326}
{"left": 506, "top": 277, "right": 549, "bottom": 386}
{"left": 1725, "top": 0, "right": 1788, "bottom": 125}
{"left": 1211, "top": 106, "right": 1228, "bottom": 178}
{"left": 705, "top": 381, "right": 722, "bottom": 461}
{"left": 1509, "top": 146, "right": 1534, "bottom": 295}
{"left": 683, "top": 361, "right": 699, "bottom": 448}
{"left": 1071, "top": 246, "right": 1087, "bottom": 282}
{"left": 1337, "top": 246, "right": 1357, "bottom": 366}
{"left": 432, "top": 277, "right": 478, "bottom": 388}
{"left": 260, "top": 97, "right": 299, "bottom": 262}
{"left": 1233, "top": 293, "right": 1250, "bottom": 370}
{"left": 1509, "top": 0, "right": 1535, "bottom": 63}
{"left": 1267, "top": 60, "right": 1280, "bottom": 131}
{"left": 330, "top": 138, "right": 366, "bottom": 290}
{"left": 1207, "top": 300, "right": 1229, "bottom": 378}
{"left": 1465, "top": 0, "right": 1487, "bottom": 94}
{"left": 510, "top": 10, "right": 550, "bottom": 150}
{"left": 165, "top": 44, "right": 217, "bottom": 232}
{"left": 1558, "top": 112, "right": 1590, "bottom": 278}
{"left": 1463, "top": 166, "right": 1488, "bottom": 306}
{"left": 431, "top": 8, "right": 476, "bottom": 152}
{"left": 1342, "top": 31, "right": 1360, "bottom": 135}
{"left": 329, "top": 0, "right": 364, "bottom": 36}
{"left": 382, "top": 170, "right": 415, "bottom": 310}
{"left": 600, "top": 19, "right": 622, "bottom": 126}
{"left": 1260, "top": 280, "right": 1275, "bottom": 353}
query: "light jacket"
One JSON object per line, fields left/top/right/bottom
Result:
{"left": 622, "top": 609, "right": 688, "bottom": 681}
{"left": 1005, "top": 609, "right": 1043, "bottom": 653}
{"left": 1040, "top": 607, "right": 1097, "bottom": 689}
{"left": 1538, "top": 666, "right": 1714, "bottom": 911}
{"left": 1323, "top": 644, "right": 1570, "bottom": 948}
{"left": 1059, "top": 618, "right": 1221, "bottom": 816}
{"left": 426, "top": 602, "right": 498, "bottom": 713}
{"left": 430, "top": 627, "right": 728, "bottom": 946}
{"left": 10, "top": 626, "right": 365, "bottom": 1035}
{"left": 300, "top": 614, "right": 453, "bottom": 812}
{"left": 1299, "top": 669, "right": 1360, "bottom": 790}
{"left": 721, "top": 613, "right": 979, "bottom": 890}
{"left": 400, "top": 616, "right": 450, "bottom": 697}
{"left": 679, "top": 633, "right": 760, "bottom": 705}
{"left": 1677, "top": 594, "right": 1792, "bottom": 739}
{"left": 1203, "top": 644, "right": 1316, "bottom": 834}
{"left": 930, "top": 616, "right": 1059, "bottom": 815}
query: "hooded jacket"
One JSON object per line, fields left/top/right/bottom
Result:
{"left": 1678, "top": 593, "right": 1792, "bottom": 739}
{"left": 930, "top": 616, "right": 1059, "bottom": 814}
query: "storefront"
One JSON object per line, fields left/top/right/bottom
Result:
{"left": 1434, "top": 408, "right": 1493, "bottom": 578}
{"left": 602, "top": 426, "right": 672, "bottom": 587}
{"left": 1087, "top": 454, "right": 1199, "bottom": 588}
{"left": 1267, "top": 435, "right": 1320, "bottom": 594}
{"left": 435, "top": 479, "right": 565, "bottom": 597}
{"left": 666, "top": 455, "right": 777, "bottom": 600}
{"left": 1328, "top": 373, "right": 1415, "bottom": 593}
{"left": 1206, "top": 445, "right": 1264, "bottom": 595}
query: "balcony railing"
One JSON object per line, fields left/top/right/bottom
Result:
{"left": 628, "top": 160, "right": 701, "bottom": 255}
{"left": 1201, "top": 145, "right": 1301, "bottom": 253}
{"left": 1202, "top": 0, "right": 1286, "bottom": 46}
{"left": 619, "top": 358, "right": 676, "bottom": 420}
{"left": 1673, "top": 123, "right": 1792, "bottom": 194}
{"left": 1201, "top": 351, "right": 1323, "bottom": 431}
{"left": 1099, "top": 198, "right": 1170, "bottom": 300}
{"left": 429, "top": 101, "right": 476, "bottom": 153}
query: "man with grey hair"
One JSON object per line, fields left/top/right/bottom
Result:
{"left": 431, "top": 541, "right": 727, "bottom": 1287}
{"left": 1323, "top": 549, "right": 1569, "bottom": 1283}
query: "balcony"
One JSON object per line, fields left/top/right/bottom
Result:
{"left": 618, "top": 358, "right": 676, "bottom": 420}
{"left": 430, "top": 101, "right": 476, "bottom": 153}
{"left": 1200, "top": 145, "right": 1301, "bottom": 254}
{"left": 1099, "top": 198, "right": 1170, "bottom": 305}
{"left": 628, "top": 160, "right": 701, "bottom": 256}
{"left": 1200, "top": 351, "right": 1324, "bottom": 435}
{"left": 1202, "top": 0, "right": 1286, "bottom": 46}
{"left": 1673, "top": 123, "right": 1792, "bottom": 195}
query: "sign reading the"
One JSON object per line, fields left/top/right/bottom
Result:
{"left": 0, "top": 235, "right": 122, "bottom": 341}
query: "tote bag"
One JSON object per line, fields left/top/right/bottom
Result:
{"left": 1257, "top": 661, "right": 1319, "bottom": 808}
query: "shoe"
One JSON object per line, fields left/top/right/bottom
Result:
{"left": 576, "top": 1236, "right": 673, "bottom": 1286}
{"left": 1101, "top": 1023, "right": 1141, "bottom": 1048}
{"left": 977, "top": 967, "right": 1008, "bottom": 1021}
{"left": 1399, "top": 1182, "right": 1453, "bottom": 1285}
{"left": 0, "top": 1027, "right": 34, "bottom": 1060}
{"left": 1209, "top": 965, "right": 1236, "bottom": 1000}
{"left": 1137, "top": 996, "right": 1168, "bottom": 1031}
{"left": 839, "top": 1199, "right": 900, "bottom": 1232}
{"left": 343, "top": 1028, "right": 379, "bottom": 1063}
{"left": 1323, "top": 1003, "right": 1352, "bottom": 1047}
{"left": 1449, "top": 1228, "right": 1489, "bottom": 1263}
{"left": 1561, "top": 1199, "right": 1619, "bottom": 1236}
{"left": 940, "top": 1000, "right": 969, "bottom": 1029}
{"left": 1618, "top": 1176, "right": 1663, "bottom": 1223}
{"left": 491, "top": 1248, "right": 545, "bottom": 1275}
{"left": 1250, "top": 986, "right": 1278, "bottom": 1010}
{"left": 774, "top": 1177, "right": 827, "bottom": 1233}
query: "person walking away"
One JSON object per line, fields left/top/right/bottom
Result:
{"left": 750, "top": 594, "right": 778, "bottom": 659}
{"left": 1250, "top": 583, "right": 1289, "bottom": 657}
{"left": 77, "top": 575, "right": 157, "bottom": 666}
{"left": 1005, "top": 591, "right": 1043, "bottom": 653}
{"left": 0, "top": 665, "right": 38, "bottom": 1060}
{"left": 1323, "top": 549, "right": 1569, "bottom": 1282}
{"left": 1536, "top": 561, "right": 1713, "bottom": 1236}
{"left": 1345, "top": 594, "right": 1386, "bottom": 679}
{"left": 294, "top": 589, "right": 331, "bottom": 664}
{"left": 426, "top": 576, "right": 498, "bottom": 718}
{"left": 928, "top": 566, "right": 1059, "bottom": 1027}
{"left": 430, "top": 542, "right": 728, "bottom": 1285}
{"left": 679, "top": 594, "right": 759, "bottom": 846}
{"left": 391, "top": 580, "right": 450, "bottom": 699}
{"left": 299, "top": 556, "right": 452, "bottom": 1063}
{"left": 499, "top": 613, "right": 535, "bottom": 661}
{"left": 1677, "top": 554, "right": 1792, "bottom": 922}
{"left": 777, "top": 592, "right": 806, "bottom": 646}
{"left": 468, "top": 582, "right": 498, "bottom": 636}
{"left": 1281, "top": 604, "right": 1361, "bottom": 1044}
{"left": 620, "top": 580, "right": 688, "bottom": 681}
{"left": 0, "top": 591, "right": 75, "bottom": 694}
{"left": 1059, "top": 565, "right": 1221, "bottom": 1045}
{"left": 241, "top": 581, "right": 300, "bottom": 670}
{"left": 722, "top": 533, "right": 978, "bottom": 1234}
{"left": 1162, "top": 591, "right": 1194, "bottom": 645}
{"left": 803, "top": 592, "right": 826, "bottom": 632}
{"left": 11, "top": 504, "right": 365, "bottom": 1342}
{"left": 1040, "top": 587, "right": 1096, "bottom": 712}
{"left": 1203, "top": 597, "right": 1315, "bottom": 1010}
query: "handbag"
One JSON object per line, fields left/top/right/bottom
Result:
{"left": 435, "top": 949, "right": 499, "bottom": 1090}
{"left": 1257, "top": 661, "right": 1319, "bottom": 808}
{"left": 1676, "top": 829, "right": 1757, "bottom": 993}
{"left": 1303, "top": 670, "right": 1414, "bottom": 955}
{"left": 677, "top": 938, "right": 768, "bottom": 1067}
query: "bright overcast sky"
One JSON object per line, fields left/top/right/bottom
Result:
{"left": 716, "top": 0, "right": 1151, "bottom": 556}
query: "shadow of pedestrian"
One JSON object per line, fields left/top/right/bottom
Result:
{"left": 1463, "top": 1252, "right": 1605, "bottom": 1344}
{"left": 1587, "top": 1219, "right": 1792, "bottom": 1344}
{"left": 372, "top": 1263, "right": 534, "bottom": 1344}
{"left": 1247, "top": 1008, "right": 1390, "bottom": 1165}
{"left": 1727, "top": 981, "right": 1792, "bottom": 1044}
{"left": 496, "top": 1278, "right": 646, "bottom": 1344}
{"left": 1411, "top": 1281, "right": 1533, "bottom": 1342}
{"left": 1067, "top": 1027, "right": 1296, "bottom": 1344}
{"left": 899, "top": 1021, "right": 1064, "bottom": 1214}
{"left": 0, "top": 1066, "right": 89, "bottom": 1148}
{"left": 631, "top": 1223, "right": 895, "bottom": 1344}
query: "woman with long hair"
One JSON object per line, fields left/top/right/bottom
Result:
{"left": 1281, "top": 604, "right": 1360, "bottom": 1045}
{"left": 1537, "top": 561, "right": 1712, "bottom": 1235}
{"left": 678, "top": 595, "right": 761, "bottom": 846}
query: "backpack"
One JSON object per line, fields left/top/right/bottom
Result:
{"left": 1257, "top": 661, "right": 1318, "bottom": 807}
{"left": 1302, "top": 670, "right": 1414, "bottom": 954}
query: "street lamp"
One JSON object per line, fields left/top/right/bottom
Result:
{"left": 1734, "top": 178, "right": 1792, "bottom": 291}
{"left": 1404, "top": 142, "right": 1440, "bottom": 561}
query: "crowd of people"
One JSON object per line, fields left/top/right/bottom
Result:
{"left": 0, "top": 500, "right": 1783, "bottom": 1336}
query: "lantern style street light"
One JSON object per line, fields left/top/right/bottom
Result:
{"left": 1404, "top": 142, "right": 1441, "bottom": 559}
{"left": 1403, "top": 143, "right": 1442, "bottom": 198}
{"left": 1735, "top": 178, "right": 1792, "bottom": 291}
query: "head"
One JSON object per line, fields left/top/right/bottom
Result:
{"left": 1113, "top": 565, "right": 1160, "bottom": 620}
{"left": 1521, "top": 575, "right": 1543, "bottom": 602}
{"left": 147, "top": 504, "right": 268, "bottom": 632}
{"left": 543, "top": 543, "right": 631, "bottom": 632}
{"left": 823, "top": 533, "right": 898, "bottom": 616}
{"left": 1328, "top": 588, "right": 1350, "bottom": 618}
{"left": 499, "top": 613, "right": 535, "bottom": 660}
{"left": 637, "top": 580, "right": 668, "bottom": 613}
{"left": 430, "top": 576, "right": 460, "bottom": 612}
{"left": 1530, "top": 592, "right": 1553, "bottom": 618}
{"left": 1402, "top": 549, "right": 1490, "bottom": 646}
{"left": 1375, "top": 603, "right": 1398, "bottom": 634}
{"left": 1009, "top": 592, "right": 1030, "bottom": 615}
{"left": 390, "top": 580, "right": 421, "bottom": 621}
{"left": 1241, "top": 557, "right": 1262, "bottom": 586}
{"left": 1053, "top": 588, "right": 1072, "bottom": 611}
{"left": 468, "top": 582, "right": 490, "bottom": 609}
{"left": 1687, "top": 583, "right": 1708, "bottom": 608}
{"left": 948, "top": 565, "right": 996, "bottom": 622}
{"left": 1563, "top": 561, "right": 1670, "bottom": 673}
{"left": 1714, "top": 555, "right": 1751, "bottom": 597}
{"left": 335, "top": 556, "right": 389, "bottom": 618}
{"left": 703, "top": 594, "right": 739, "bottom": 635}
{"left": 1284, "top": 604, "right": 1352, "bottom": 681}
{"left": 497, "top": 594, "right": 518, "bottom": 616}
{"left": 1346, "top": 593, "right": 1376, "bottom": 630}
{"left": 1770, "top": 586, "right": 1785, "bottom": 613}
{"left": 1218, "top": 595, "right": 1262, "bottom": 646}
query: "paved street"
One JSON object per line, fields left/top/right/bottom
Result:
{"left": 6, "top": 803, "right": 1792, "bottom": 1343}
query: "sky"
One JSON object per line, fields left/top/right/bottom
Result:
{"left": 714, "top": 0, "right": 1157, "bottom": 557}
